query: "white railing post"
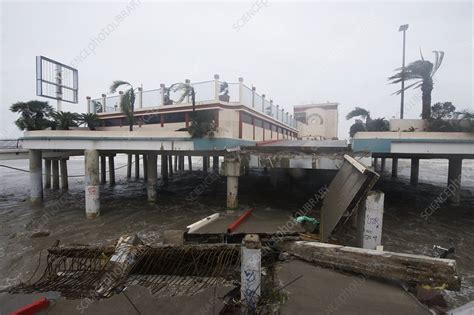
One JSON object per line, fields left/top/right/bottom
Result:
{"left": 118, "top": 91, "right": 123, "bottom": 113}
{"left": 160, "top": 83, "right": 166, "bottom": 106}
{"left": 238, "top": 77, "right": 244, "bottom": 103}
{"left": 251, "top": 86, "right": 256, "bottom": 108}
{"left": 261, "top": 94, "right": 265, "bottom": 113}
{"left": 137, "top": 87, "right": 143, "bottom": 109}
{"left": 214, "top": 74, "right": 220, "bottom": 102}
{"left": 86, "top": 96, "right": 91, "bottom": 114}
{"left": 101, "top": 94, "right": 107, "bottom": 113}
{"left": 185, "top": 79, "right": 191, "bottom": 103}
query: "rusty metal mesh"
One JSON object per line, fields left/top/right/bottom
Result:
{"left": 9, "top": 244, "right": 241, "bottom": 299}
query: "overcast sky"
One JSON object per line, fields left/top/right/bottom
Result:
{"left": 1, "top": 0, "right": 472, "bottom": 139}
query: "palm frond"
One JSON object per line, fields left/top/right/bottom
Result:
{"left": 346, "top": 107, "right": 370, "bottom": 121}
{"left": 431, "top": 51, "right": 444, "bottom": 77}
{"left": 110, "top": 80, "right": 131, "bottom": 93}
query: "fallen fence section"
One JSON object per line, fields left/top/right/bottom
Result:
{"left": 9, "top": 243, "right": 243, "bottom": 299}
{"left": 278, "top": 241, "right": 461, "bottom": 290}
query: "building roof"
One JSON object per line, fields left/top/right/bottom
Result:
{"left": 294, "top": 102, "right": 339, "bottom": 112}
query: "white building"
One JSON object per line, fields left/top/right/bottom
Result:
{"left": 294, "top": 103, "right": 339, "bottom": 140}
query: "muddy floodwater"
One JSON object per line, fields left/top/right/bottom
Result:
{"left": 0, "top": 156, "right": 473, "bottom": 310}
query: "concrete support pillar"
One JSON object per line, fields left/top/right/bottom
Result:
{"left": 100, "top": 155, "right": 107, "bottom": 184}
{"left": 60, "top": 158, "right": 68, "bottom": 190}
{"left": 241, "top": 234, "right": 261, "bottom": 313}
{"left": 30, "top": 150, "right": 43, "bottom": 204}
{"left": 168, "top": 155, "right": 173, "bottom": 176}
{"left": 391, "top": 158, "right": 398, "bottom": 178}
{"left": 373, "top": 157, "right": 378, "bottom": 171}
{"left": 135, "top": 154, "right": 140, "bottom": 180}
{"left": 212, "top": 156, "right": 219, "bottom": 172}
{"left": 52, "top": 159, "right": 60, "bottom": 190}
{"left": 410, "top": 158, "right": 420, "bottom": 185}
{"left": 126, "top": 154, "right": 132, "bottom": 179}
{"left": 108, "top": 155, "right": 116, "bottom": 186}
{"left": 381, "top": 158, "right": 386, "bottom": 172}
{"left": 203, "top": 156, "right": 208, "bottom": 172}
{"left": 143, "top": 154, "right": 148, "bottom": 182}
{"left": 188, "top": 156, "right": 192, "bottom": 171}
{"left": 356, "top": 191, "right": 384, "bottom": 250}
{"left": 85, "top": 149, "right": 100, "bottom": 219}
{"left": 180, "top": 156, "right": 185, "bottom": 171}
{"left": 44, "top": 159, "right": 51, "bottom": 189}
{"left": 147, "top": 153, "right": 158, "bottom": 202}
{"left": 174, "top": 155, "right": 178, "bottom": 172}
{"left": 221, "top": 157, "right": 241, "bottom": 209}
{"left": 447, "top": 158, "right": 462, "bottom": 206}
{"left": 162, "top": 154, "right": 169, "bottom": 180}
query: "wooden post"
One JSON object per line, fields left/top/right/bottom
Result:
{"left": 109, "top": 155, "right": 116, "bottom": 186}
{"left": 135, "top": 154, "right": 140, "bottom": 180}
{"left": 100, "top": 155, "right": 106, "bottom": 184}
{"left": 410, "top": 158, "right": 419, "bottom": 185}
{"left": 161, "top": 154, "right": 169, "bottom": 181}
{"left": 44, "top": 159, "right": 51, "bottom": 189}
{"left": 52, "top": 159, "right": 60, "bottom": 190}
{"left": 168, "top": 155, "right": 173, "bottom": 176}
{"left": 391, "top": 158, "right": 398, "bottom": 178}
{"left": 127, "top": 154, "right": 132, "bottom": 179}
{"left": 357, "top": 191, "right": 384, "bottom": 249}
{"left": 188, "top": 156, "right": 192, "bottom": 171}
{"left": 143, "top": 154, "right": 148, "bottom": 182}
{"left": 60, "top": 158, "right": 69, "bottom": 190}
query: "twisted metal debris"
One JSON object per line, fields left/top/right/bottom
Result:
{"left": 9, "top": 244, "right": 242, "bottom": 299}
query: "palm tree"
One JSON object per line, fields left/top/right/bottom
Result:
{"left": 110, "top": 81, "right": 135, "bottom": 131}
{"left": 51, "top": 111, "right": 80, "bottom": 130}
{"left": 389, "top": 51, "right": 444, "bottom": 119}
{"left": 10, "top": 100, "right": 53, "bottom": 130}
{"left": 346, "top": 107, "right": 371, "bottom": 123}
{"left": 79, "top": 113, "right": 100, "bottom": 130}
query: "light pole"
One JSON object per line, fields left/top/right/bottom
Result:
{"left": 399, "top": 24, "right": 409, "bottom": 119}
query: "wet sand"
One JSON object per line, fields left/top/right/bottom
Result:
{"left": 0, "top": 156, "right": 473, "bottom": 313}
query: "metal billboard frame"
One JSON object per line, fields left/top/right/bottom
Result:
{"left": 36, "top": 56, "right": 79, "bottom": 109}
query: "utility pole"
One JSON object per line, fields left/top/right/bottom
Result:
{"left": 399, "top": 24, "right": 409, "bottom": 119}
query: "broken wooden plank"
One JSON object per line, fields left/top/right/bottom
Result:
{"left": 277, "top": 241, "right": 460, "bottom": 290}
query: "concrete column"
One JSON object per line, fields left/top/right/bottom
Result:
{"left": 174, "top": 155, "right": 178, "bottom": 172}
{"left": 241, "top": 234, "right": 261, "bottom": 313}
{"left": 447, "top": 158, "right": 462, "bottom": 206}
{"left": 168, "top": 155, "right": 173, "bottom": 176}
{"left": 127, "top": 154, "right": 132, "bottom": 179}
{"left": 373, "top": 158, "right": 379, "bottom": 171}
{"left": 410, "top": 158, "right": 420, "bottom": 185}
{"left": 52, "top": 159, "right": 60, "bottom": 190}
{"left": 212, "top": 156, "right": 219, "bottom": 172}
{"left": 203, "top": 156, "right": 208, "bottom": 172}
{"left": 356, "top": 191, "right": 384, "bottom": 249}
{"left": 100, "top": 155, "right": 107, "bottom": 184}
{"left": 109, "top": 155, "right": 116, "bottom": 186}
{"left": 135, "top": 154, "right": 140, "bottom": 180}
{"left": 147, "top": 153, "right": 158, "bottom": 202}
{"left": 161, "top": 154, "right": 169, "bottom": 180}
{"left": 391, "top": 158, "right": 398, "bottom": 178}
{"left": 44, "top": 159, "right": 51, "bottom": 189}
{"left": 143, "top": 154, "right": 148, "bottom": 182}
{"left": 222, "top": 157, "right": 240, "bottom": 209}
{"left": 60, "top": 158, "right": 68, "bottom": 190}
{"left": 188, "top": 156, "right": 192, "bottom": 171}
{"left": 381, "top": 158, "right": 386, "bottom": 172}
{"left": 30, "top": 150, "right": 43, "bottom": 204}
{"left": 180, "top": 156, "right": 185, "bottom": 171}
{"left": 85, "top": 149, "right": 100, "bottom": 219}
